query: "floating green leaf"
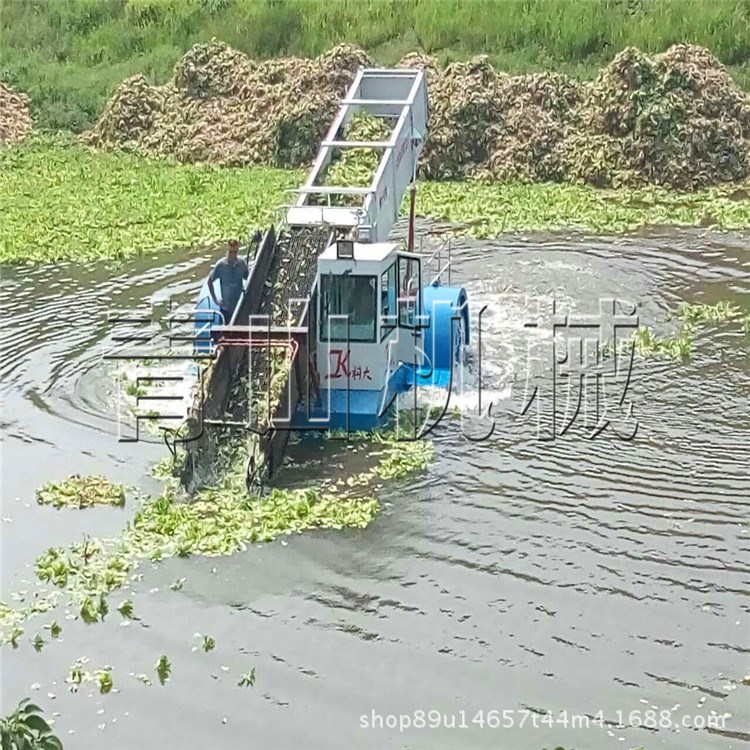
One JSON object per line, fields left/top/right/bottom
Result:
{"left": 10, "top": 626, "right": 23, "bottom": 649}
{"left": 238, "top": 668, "right": 256, "bottom": 688}
{"left": 155, "top": 655, "right": 171, "bottom": 685}
{"left": 36, "top": 475, "right": 125, "bottom": 510}
{"left": 67, "top": 658, "right": 89, "bottom": 693}
{"left": 96, "top": 669, "right": 113, "bottom": 695}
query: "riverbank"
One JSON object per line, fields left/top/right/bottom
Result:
{"left": 2, "top": 140, "right": 750, "bottom": 265}
{"left": 2, "top": 0, "right": 749, "bottom": 132}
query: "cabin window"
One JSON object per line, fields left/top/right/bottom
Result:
{"left": 398, "top": 255, "right": 421, "bottom": 328}
{"left": 380, "top": 262, "right": 397, "bottom": 340}
{"left": 320, "top": 274, "right": 377, "bottom": 343}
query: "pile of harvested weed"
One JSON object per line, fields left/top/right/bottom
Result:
{"left": 87, "top": 41, "right": 750, "bottom": 189}
{"left": 0, "top": 83, "right": 32, "bottom": 144}
{"left": 426, "top": 44, "right": 750, "bottom": 189}
{"left": 85, "top": 40, "right": 372, "bottom": 167}
{"left": 311, "top": 112, "right": 394, "bottom": 206}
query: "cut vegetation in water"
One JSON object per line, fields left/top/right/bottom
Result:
{"left": 35, "top": 476, "right": 126, "bottom": 510}
{"left": 609, "top": 299, "right": 750, "bottom": 361}
{"left": 0, "top": 427, "right": 433, "bottom": 644}
{"left": 2, "top": 141, "right": 749, "bottom": 266}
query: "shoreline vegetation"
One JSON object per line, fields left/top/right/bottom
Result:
{"left": 1, "top": 140, "right": 749, "bottom": 265}
{"left": 1, "top": 0, "right": 749, "bottom": 133}
{"left": 2, "top": 8, "right": 750, "bottom": 264}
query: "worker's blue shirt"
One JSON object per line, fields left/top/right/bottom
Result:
{"left": 210, "top": 257, "right": 249, "bottom": 315}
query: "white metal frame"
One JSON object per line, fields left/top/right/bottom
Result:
{"left": 285, "top": 68, "right": 428, "bottom": 243}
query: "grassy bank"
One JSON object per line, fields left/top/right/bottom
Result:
{"left": 1, "top": 140, "right": 749, "bottom": 265}
{"left": 2, "top": 0, "right": 749, "bottom": 131}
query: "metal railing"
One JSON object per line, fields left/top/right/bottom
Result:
{"left": 419, "top": 233, "right": 453, "bottom": 286}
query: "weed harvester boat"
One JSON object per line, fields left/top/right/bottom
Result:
{"left": 179, "top": 68, "right": 470, "bottom": 491}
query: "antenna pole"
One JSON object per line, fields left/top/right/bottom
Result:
{"left": 408, "top": 185, "right": 416, "bottom": 252}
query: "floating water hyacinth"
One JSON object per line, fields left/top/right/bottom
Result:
{"left": 238, "top": 668, "right": 256, "bottom": 688}
{"left": 0, "top": 141, "right": 299, "bottom": 264}
{"left": 96, "top": 669, "right": 114, "bottom": 695}
{"left": 67, "top": 658, "right": 89, "bottom": 692}
{"left": 0, "top": 423, "right": 432, "bottom": 643}
{"left": 36, "top": 476, "right": 125, "bottom": 510}
{"left": 156, "top": 655, "right": 171, "bottom": 685}
{"left": 605, "top": 299, "right": 750, "bottom": 361}
{"left": 195, "top": 634, "right": 215, "bottom": 652}
{"left": 3, "top": 140, "right": 750, "bottom": 267}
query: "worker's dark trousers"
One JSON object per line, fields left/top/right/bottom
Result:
{"left": 211, "top": 308, "right": 232, "bottom": 345}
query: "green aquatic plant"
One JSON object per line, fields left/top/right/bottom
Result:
{"left": 117, "top": 600, "right": 134, "bottom": 619}
{"left": 0, "top": 699, "right": 63, "bottom": 750}
{"left": 612, "top": 299, "right": 750, "bottom": 362}
{"left": 0, "top": 597, "right": 59, "bottom": 646}
{"left": 35, "top": 548, "right": 71, "bottom": 588}
{"left": 36, "top": 476, "right": 125, "bottom": 510}
{"left": 152, "top": 455, "right": 180, "bottom": 481}
{"left": 631, "top": 325, "right": 693, "bottom": 361}
{"left": 416, "top": 180, "right": 750, "bottom": 236}
{"left": 0, "top": 140, "right": 299, "bottom": 264}
{"left": 4, "top": 424, "right": 431, "bottom": 643}
{"left": 45, "top": 621, "right": 61, "bottom": 639}
{"left": 125, "top": 382, "right": 147, "bottom": 398}
{"left": 79, "top": 594, "right": 108, "bottom": 624}
{"left": 195, "top": 634, "right": 215, "bottom": 653}
{"left": 3, "top": 141, "right": 750, "bottom": 267}
{"left": 155, "top": 655, "right": 171, "bottom": 685}
{"left": 238, "top": 668, "right": 256, "bottom": 688}
{"left": 371, "top": 432, "right": 435, "bottom": 480}
{"left": 66, "top": 658, "right": 89, "bottom": 693}
{"left": 672, "top": 300, "right": 743, "bottom": 324}
{"left": 31, "top": 634, "right": 45, "bottom": 653}
{"left": 9, "top": 626, "right": 23, "bottom": 649}
{"left": 96, "top": 669, "right": 113, "bottom": 695}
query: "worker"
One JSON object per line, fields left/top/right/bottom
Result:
{"left": 209, "top": 239, "right": 249, "bottom": 328}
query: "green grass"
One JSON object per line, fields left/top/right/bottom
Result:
{"left": 1, "top": 0, "right": 749, "bottom": 132}
{"left": 2, "top": 140, "right": 749, "bottom": 264}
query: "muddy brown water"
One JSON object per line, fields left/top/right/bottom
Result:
{"left": 1, "top": 226, "right": 749, "bottom": 749}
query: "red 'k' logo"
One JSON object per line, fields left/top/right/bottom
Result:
{"left": 327, "top": 349, "right": 349, "bottom": 379}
